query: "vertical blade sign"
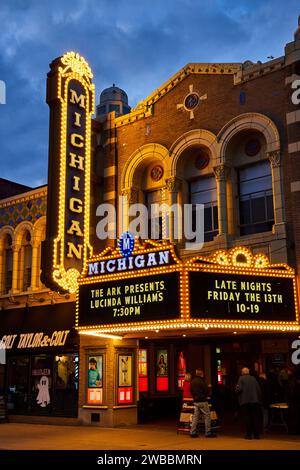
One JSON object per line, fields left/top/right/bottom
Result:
{"left": 41, "top": 52, "right": 94, "bottom": 293}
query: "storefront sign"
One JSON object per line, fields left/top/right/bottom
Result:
{"left": 0, "top": 330, "right": 70, "bottom": 350}
{"left": 189, "top": 272, "right": 296, "bottom": 321}
{"left": 78, "top": 272, "right": 180, "bottom": 326}
{"left": 41, "top": 52, "right": 94, "bottom": 293}
{"left": 0, "top": 302, "right": 76, "bottom": 351}
{"left": 87, "top": 249, "right": 172, "bottom": 277}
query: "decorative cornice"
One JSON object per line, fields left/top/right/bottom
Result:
{"left": 0, "top": 186, "right": 47, "bottom": 209}
{"left": 113, "top": 62, "right": 241, "bottom": 129}
{"left": 234, "top": 57, "right": 285, "bottom": 85}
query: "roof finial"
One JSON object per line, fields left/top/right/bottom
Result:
{"left": 294, "top": 14, "right": 300, "bottom": 40}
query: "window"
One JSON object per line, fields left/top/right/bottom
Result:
{"left": 97, "top": 105, "right": 106, "bottom": 115}
{"left": 189, "top": 176, "right": 218, "bottom": 242}
{"left": 145, "top": 190, "right": 162, "bottom": 240}
{"left": 3, "top": 234, "right": 12, "bottom": 294}
{"left": 123, "top": 106, "right": 131, "bottom": 115}
{"left": 238, "top": 161, "right": 274, "bottom": 236}
{"left": 21, "top": 231, "right": 32, "bottom": 291}
{"left": 109, "top": 104, "right": 120, "bottom": 113}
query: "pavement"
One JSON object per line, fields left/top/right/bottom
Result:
{"left": 0, "top": 422, "right": 299, "bottom": 450}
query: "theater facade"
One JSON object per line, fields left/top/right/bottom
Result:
{"left": 1, "top": 19, "right": 300, "bottom": 426}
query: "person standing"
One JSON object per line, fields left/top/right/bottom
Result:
{"left": 236, "top": 367, "right": 261, "bottom": 439}
{"left": 190, "top": 369, "right": 216, "bottom": 438}
{"left": 183, "top": 373, "right": 192, "bottom": 399}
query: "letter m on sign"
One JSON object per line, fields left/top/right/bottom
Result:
{"left": 122, "top": 238, "right": 130, "bottom": 250}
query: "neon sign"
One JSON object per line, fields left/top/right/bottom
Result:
{"left": 42, "top": 52, "right": 94, "bottom": 293}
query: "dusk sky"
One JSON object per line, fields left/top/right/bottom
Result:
{"left": 0, "top": 0, "right": 299, "bottom": 188}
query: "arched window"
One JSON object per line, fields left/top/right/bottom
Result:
{"left": 3, "top": 234, "right": 13, "bottom": 294}
{"left": 145, "top": 189, "right": 163, "bottom": 240}
{"left": 189, "top": 176, "right": 218, "bottom": 242}
{"left": 238, "top": 163, "right": 274, "bottom": 236}
{"left": 20, "top": 231, "right": 32, "bottom": 291}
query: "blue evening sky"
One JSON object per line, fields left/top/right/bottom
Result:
{"left": 0, "top": 0, "right": 299, "bottom": 187}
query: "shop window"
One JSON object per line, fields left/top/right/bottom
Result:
{"left": 189, "top": 176, "right": 218, "bottom": 242}
{"left": 3, "top": 234, "right": 12, "bottom": 294}
{"left": 117, "top": 354, "right": 133, "bottom": 404}
{"left": 54, "top": 354, "right": 78, "bottom": 414}
{"left": 87, "top": 355, "right": 103, "bottom": 405}
{"left": 145, "top": 190, "right": 162, "bottom": 240}
{"left": 156, "top": 349, "right": 169, "bottom": 392}
{"left": 138, "top": 349, "right": 148, "bottom": 393}
{"left": 6, "top": 356, "right": 29, "bottom": 412}
{"left": 238, "top": 161, "right": 274, "bottom": 236}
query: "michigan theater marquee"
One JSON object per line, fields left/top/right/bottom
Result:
{"left": 39, "top": 43, "right": 300, "bottom": 427}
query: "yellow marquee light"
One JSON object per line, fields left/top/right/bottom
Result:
{"left": 76, "top": 244, "right": 300, "bottom": 334}
{"left": 50, "top": 52, "right": 94, "bottom": 293}
{"left": 79, "top": 331, "right": 123, "bottom": 340}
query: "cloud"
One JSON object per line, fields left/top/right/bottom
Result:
{"left": 0, "top": 0, "right": 299, "bottom": 186}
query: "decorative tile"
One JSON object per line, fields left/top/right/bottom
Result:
{"left": 0, "top": 195, "right": 47, "bottom": 229}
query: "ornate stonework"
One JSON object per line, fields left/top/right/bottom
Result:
{"left": 121, "top": 188, "right": 139, "bottom": 204}
{"left": 268, "top": 150, "right": 281, "bottom": 168}
{"left": 213, "top": 165, "right": 228, "bottom": 181}
{"left": 165, "top": 177, "right": 181, "bottom": 192}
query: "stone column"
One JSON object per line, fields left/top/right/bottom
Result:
{"left": 30, "top": 241, "right": 40, "bottom": 291}
{"left": 165, "top": 177, "right": 180, "bottom": 242}
{"left": 120, "top": 188, "right": 138, "bottom": 236}
{"left": 213, "top": 164, "right": 228, "bottom": 236}
{"left": 11, "top": 244, "right": 21, "bottom": 294}
{"left": 268, "top": 150, "right": 284, "bottom": 225}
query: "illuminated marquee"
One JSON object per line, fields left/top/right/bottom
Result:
{"left": 77, "top": 244, "right": 299, "bottom": 334}
{"left": 42, "top": 52, "right": 94, "bottom": 293}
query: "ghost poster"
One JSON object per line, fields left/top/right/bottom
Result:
{"left": 36, "top": 376, "right": 50, "bottom": 407}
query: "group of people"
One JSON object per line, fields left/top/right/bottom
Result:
{"left": 183, "top": 365, "right": 300, "bottom": 439}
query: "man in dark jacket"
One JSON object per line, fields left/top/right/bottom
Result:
{"left": 190, "top": 369, "right": 216, "bottom": 438}
{"left": 236, "top": 367, "right": 262, "bottom": 439}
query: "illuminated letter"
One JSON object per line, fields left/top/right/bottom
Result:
{"left": 135, "top": 255, "right": 145, "bottom": 268}
{"left": 72, "top": 175, "right": 80, "bottom": 191}
{"left": 67, "top": 220, "right": 84, "bottom": 237}
{"left": 158, "top": 250, "right": 169, "bottom": 265}
{"left": 67, "top": 242, "right": 83, "bottom": 259}
{"left": 71, "top": 133, "right": 84, "bottom": 148}
{"left": 106, "top": 260, "right": 116, "bottom": 272}
{"left": 69, "top": 89, "right": 86, "bottom": 108}
{"left": 69, "top": 198, "right": 83, "bottom": 213}
{"left": 74, "top": 112, "right": 82, "bottom": 127}
{"left": 88, "top": 263, "right": 99, "bottom": 276}
{"left": 69, "top": 153, "right": 84, "bottom": 170}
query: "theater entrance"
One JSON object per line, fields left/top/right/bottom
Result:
{"left": 137, "top": 335, "right": 291, "bottom": 424}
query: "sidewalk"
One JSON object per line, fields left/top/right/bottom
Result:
{"left": 0, "top": 422, "right": 299, "bottom": 450}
